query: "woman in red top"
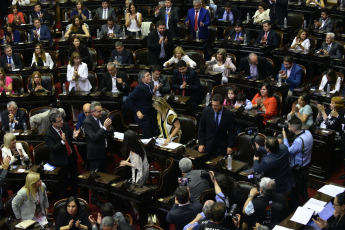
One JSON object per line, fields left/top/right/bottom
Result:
{"left": 251, "top": 83, "right": 277, "bottom": 122}
{"left": 7, "top": 5, "right": 25, "bottom": 25}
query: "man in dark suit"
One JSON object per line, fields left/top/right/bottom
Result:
{"left": 172, "top": 60, "right": 201, "bottom": 107}
{"left": 1, "top": 101, "right": 26, "bottom": 131}
{"left": 127, "top": 70, "right": 155, "bottom": 138}
{"left": 198, "top": 94, "right": 237, "bottom": 158}
{"left": 227, "top": 21, "right": 251, "bottom": 42}
{"left": 216, "top": 2, "right": 242, "bottom": 25}
{"left": 147, "top": 20, "right": 174, "bottom": 66}
{"left": 95, "top": 0, "right": 117, "bottom": 21}
{"left": 318, "top": 32, "right": 343, "bottom": 59}
{"left": 150, "top": 65, "right": 171, "bottom": 96}
{"left": 83, "top": 101, "right": 112, "bottom": 171}
{"left": 99, "top": 17, "right": 121, "bottom": 38}
{"left": 108, "top": 41, "right": 134, "bottom": 65}
{"left": 45, "top": 112, "right": 80, "bottom": 195}
{"left": 166, "top": 186, "right": 202, "bottom": 230}
{"left": 264, "top": 0, "right": 288, "bottom": 26}
{"left": 253, "top": 136, "right": 295, "bottom": 194}
{"left": 30, "top": 2, "right": 51, "bottom": 25}
{"left": 30, "top": 19, "right": 52, "bottom": 44}
{"left": 155, "top": 0, "right": 179, "bottom": 38}
{"left": 314, "top": 9, "right": 334, "bottom": 33}
{"left": 238, "top": 53, "right": 273, "bottom": 80}
{"left": 185, "top": 0, "right": 211, "bottom": 39}
{"left": 255, "top": 20, "right": 279, "bottom": 49}
{"left": 0, "top": 45, "right": 24, "bottom": 70}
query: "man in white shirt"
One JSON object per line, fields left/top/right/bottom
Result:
{"left": 150, "top": 65, "right": 171, "bottom": 96}
{"left": 314, "top": 9, "right": 334, "bottom": 32}
{"left": 95, "top": 0, "right": 117, "bottom": 21}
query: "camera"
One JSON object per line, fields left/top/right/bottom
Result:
{"left": 245, "top": 127, "right": 259, "bottom": 156}
{"left": 178, "top": 177, "right": 191, "bottom": 186}
{"left": 229, "top": 204, "right": 239, "bottom": 220}
{"left": 248, "top": 172, "right": 264, "bottom": 188}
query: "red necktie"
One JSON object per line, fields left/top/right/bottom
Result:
{"left": 194, "top": 11, "right": 198, "bottom": 31}
{"left": 58, "top": 130, "right": 72, "bottom": 156}
{"left": 235, "top": 33, "right": 239, "bottom": 41}
{"left": 264, "top": 32, "right": 268, "bottom": 40}
{"left": 182, "top": 75, "right": 186, "bottom": 96}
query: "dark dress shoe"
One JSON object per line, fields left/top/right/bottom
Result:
{"left": 339, "top": 174, "right": 345, "bottom": 180}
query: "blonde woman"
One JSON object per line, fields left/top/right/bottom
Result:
{"left": 12, "top": 172, "right": 49, "bottom": 226}
{"left": 153, "top": 97, "right": 181, "bottom": 145}
{"left": 31, "top": 43, "right": 54, "bottom": 69}
{"left": 67, "top": 52, "right": 91, "bottom": 92}
{"left": 163, "top": 46, "right": 197, "bottom": 68}
{"left": 2, "top": 133, "right": 29, "bottom": 165}
{"left": 207, "top": 48, "right": 236, "bottom": 84}
{"left": 28, "top": 71, "right": 50, "bottom": 92}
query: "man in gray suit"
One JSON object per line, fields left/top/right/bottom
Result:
{"left": 95, "top": 0, "right": 116, "bottom": 21}
{"left": 314, "top": 9, "right": 334, "bottom": 32}
{"left": 100, "top": 17, "right": 121, "bottom": 38}
{"left": 318, "top": 32, "right": 343, "bottom": 59}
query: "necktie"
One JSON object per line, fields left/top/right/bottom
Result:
{"left": 215, "top": 112, "right": 220, "bottom": 130}
{"left": 8, "top": 57, "right": 12, "bottom": 64}
{"left": 166, "top": 8, "right": 169, "bottom": 25}
{"left": 97, "top": 119, "right": 102, "bottom": 128}
{"left": 182, "top": 75, "right": 186, "bottom": 96}
{"left": 226, "top": 13, "right": 230, "bottom": 21}
{"left": 148, "top": 84, "right": 153, "bottom": 94}
{"left": 58, "top": 130, "right": 72, "bottom": 156}
{"left": 327, "top": 45, "right": 331, "bottom": 52}
{"left": 264, "top": 32, "right": 268, "bottom": 40}
{"left": 194, "top": 11, "right": 198, "bottom": 31}
{"left": 235, "top": 33, "right": 239, "bottom": 41}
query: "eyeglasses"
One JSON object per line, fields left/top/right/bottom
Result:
{"left": 54, "top": 119, "right": 63, "bottom": 123}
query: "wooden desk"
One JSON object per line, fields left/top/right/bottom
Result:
{"left": 0, "top": 218, "right": 42, "bottom": 230}
{"left": 0, "top": 93, "right": 52, "bottom": 111}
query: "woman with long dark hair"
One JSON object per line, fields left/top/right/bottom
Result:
{"left": 319, "top": 69, "right": 341, "bottom": 94}
{"left": 251, "top": 83, "right": 277, "bottom": 122}
{"left": 68, "top": 36, "right": 90, "bottom": 65}
{"left": 3, "top": 23, "right": 21, "bottom": 44}
{"left": 65, "top": 15, "right": 90, "bottom": 38}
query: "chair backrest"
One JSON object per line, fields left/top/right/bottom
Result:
{"left": 139, "top": 6, "right": 152, "bottom": 17}
{"left": 287, "top": 12, "right": 304, "bottom": 31}
{"left": 223, "top": 27, "right": 232, "bottom": 39}
{"left": 53, "top": 198, "right": 89, "bottom": 223}
{"left": 88, "top": 71, "right": 98, "bottom": 91}
{"left": 233, "top": 132, "right": 265, "bottom": 164}
{"left": 14, "top": 53, "right": 24, "bottom": 65}
{"left": 102, "top": 108, "right": 109, "bottom": 117}
{"left": 297, "top": 64, "right": 307, "bottom": 88}
{"left": 29, "top": 106, "right": 52, "bottom": 117}
{"left": 7, "top": 74, "right": 23, "bottom": 93}
{"left": 178, "top": 114, "right": 197, "bottom": 145}
{"left": 212, "top": 83, "right": 233, "bottom": 98}
{"left": 237, "top": 181, "right": 256, "bottom": 197}
{"left": 107, "top": 110, "right": 128, "bottom": 133}
{"left": 4, "top": 194, "right": 16, "bottom": 218}
{"left": 134, "top": 48, "right": 149, "bottom": 66}
{"left": 177, "top": 22, "right": 188, "bottom": 39}
{"left": 208, "top": 25, "right": 217, "bottom": 43}
{"left": 126, "top": 48, "right": 135, "bottom": 64}
{"left": 185, "top": 50, "right": 204, "bottom": 69}
{"left": 16, "top": 29, "right": 27, "bottom": 42}
{"left": 199, "top": 188, "right": 215, "bottom": 204}
{"left": 88, "top": 47, "right": 97, "bottom": 70}
{"left": 275, "top": 31, "right": 284, "bottom": 48}
{"left": 155, "top": 157, "right": 179, "bottom": 198}
{"left": 143, "top": 225, "right": 164, "bottom": 230}
{"left": 33, "top": 142, "right": 50, "bottom": 165}
{"left": 28, "top": 73, "right": 53, "bottom": 91}
{"left": 124, "top": 213, "right": 133, "bottom": 225}
{"left": 273, "top": 92, "right": 283, "bottom": 116}
{"left": 266, "top": 57, "right": 274, "bottom": 69}
{"left": 46, "top": 50, "right": 59, "bottom": 68}
{"left": 308, "top": 35, "right": 317, "bottom": 52}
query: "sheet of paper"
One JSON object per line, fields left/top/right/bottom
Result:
{"left": 272, "top": 226, "right": 294, "bottom": 230}
{"left": 319, "top": 202, "right": 335, "bottom": 220}
{"left": 17, "top": 169, "right": 26, "bottom": 173}
{"left": 318, "top": 184, "right": 345, "bottom": 197}
{"left": 141, "top": 138, "right": 152, "bottom": 144}
{"left": 303, "top": 198, "right": 327, "bottom": 214}
{"left": 290, "top": 206, "right": 314, "bottom": 225}
{"left": 114, "top": 132, "right": 124, "bottom": 140}
{"left": 155, "top": 138, "right": 183, "bottom": 149}
{"left": 43, "top": 163, "right": 55, "bottom": 171}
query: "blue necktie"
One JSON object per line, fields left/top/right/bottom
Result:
{"left": 8, "top": 57, "right": 12, "bottom": 64}
{"left": 166, "top": 9, "right": 169, "bottom": 25}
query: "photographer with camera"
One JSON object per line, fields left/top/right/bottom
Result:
{"left": 283, "top": 117, "right": 313, "bottom": 208}
{"left": 253, "top": 136, "right": 295, "bottom": 195}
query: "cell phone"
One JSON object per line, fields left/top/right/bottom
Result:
{"left": 178, "top": 177, "right": 189, "bottom": 186}
{"left": 247, "top": 174, "right": 254, "bottom": 179}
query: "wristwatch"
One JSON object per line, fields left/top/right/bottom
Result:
{"left": 248, "top": 194, "right": 254, "bottom": 198}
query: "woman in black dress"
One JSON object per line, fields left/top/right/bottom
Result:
{"left": 65, "top": 15, "right": 90, "bottom": 39}
{"left": 68, "top": 36, "right": 90, "bottom": 66}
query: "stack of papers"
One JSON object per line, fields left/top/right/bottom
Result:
{"left": 303, "top": 198, "right": 327, "bottom": 215}
{"left": 318, "top": 184, "right": 345, "bottom": 197}
{"left": 272, "top": 226, "right": 293, "bottom": 230}
{"left": 114, "top": 132, "right": 124, "bottom": 140}
{"left": 15, "top": 220, "right": 36, "bottom": 229}
{"left": 155, "top": 138, "right": 183, "bottom": 149}
{"left": 290, "top": 206, "right": 314, "bottom": 225}
{"left": 43, "top": 163, "right": 55, "bottom": 171}
{"left": 141, "top": 138, "right": 152, "bottom": 145}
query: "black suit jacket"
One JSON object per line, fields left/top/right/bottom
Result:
{"left": 30, "top": 9, "right": 51, "bottom": 25}
{"left": 83, "top": 115, "right": 110, "bottom": 160}
{"left": 100, "top": 70, "right": 130, "bottom": 95}
{"left": 172, "top": 68, "right": 201, "bottom": 105}
{"left": 255, "top": 29, "right": 279, "bottom": 48}
{"left": 264, "top": 0, "right": 288, "bottom": 24}
{"left": 238, "top": 56, "right": 273, "bottom": 80}
{"left": 216, "top": 7, "right": 242, "bottom": 23}
{"left": 155, "top": 6, "right": 180, "bottom": 38}
{"left": 1, "top": 109, "right": 26, "bottom": 130}
{"left": 108, "top": 49, "right": 133, "bottom": 65}
{"left": 150, "top": 74, "right": 171, "bottom": 96}
{"left": 68, "top": 45, "right": 90, "bottom": 66}
{"left": 166, "top": 200, "right": 202, "bottom": 230}
{"left": 127, "top": 83, "right": 153, "bottom": 117}
{"left": 227, "top": 28, "right": 251, "bottom": 42}
{"left": 0, "top": 54, "right": 24, "bottom": 69}
{"left": 44, "top": 123, "right": 77, "bottom": 167}
{"left": 198, "top": 107, "right": 237, "bottom": 156}
{"left": 147, "top": 29, "right": 174, "bottom": 65}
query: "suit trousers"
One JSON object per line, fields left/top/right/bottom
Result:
{"left": 135, "top": 115, "right": 155, "bottom": 139}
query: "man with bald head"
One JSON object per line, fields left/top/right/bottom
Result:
{"left": 76, "top": 103, "right": 91, "bottom": 130}
{"left": 238, "top": 53, "right": 273, "bottom": 80}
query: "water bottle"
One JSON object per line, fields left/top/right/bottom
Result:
{"left": 205, "top": 92, "right": 210, "bottom": 106}
{"left": 278, "top": 74, "right": 282, "bottom": 86}
{"left": 2, "top": 36, "right": 6, "bottom": 45}
{"left": 29, "top": 14, "right": 32, "bottom": 24}
{"left": 136, "top": 31, "right": 139, "bottom": 39}
{"left": 326, "top": 84, "right": 330, "bottom": 97}
{"left": 298, "top": 0, "right": 302, "bottom": 4}
{"left": 284, "top": 17, "right": 287, "bottom": 29}
{"left": 89, "top": 10, "right": 92, "bottom": 19}
{"left": 27, "top": 32, "right": 31, "bottom": 42}
{"left": 5, "top": 17, "right": 8, "bottom": 24}
{"left": 96, "top": 29, "right": 100, "bottom": 39}
{"left": 23, "top": 122, "right": 28, "bottom": 135}
{"left": 61, "top": 31, "right": 65, "bottom": 39}
{"left": 340, "top": 0, "right": 344, "bottom": 10}
{"left": 303, "top": 20, "right": 307, "bottom": 29}
{"left": 64, "top": 12, "right": 68, "bottom": 21}
{"left": 122, "top": 27, "right": 126, "bottom": 37}
{"left": 62, "top": 83, "right": 67, "bottom": 95}
{"left": 227, "top": 155, "right": 232, "bottom": 170}
{"left": 196, "top": 30, "right": 199, "bottom": 41}
{"left": 114, "top": 56, "right": 118, "bottom": 67}
{"left": 9, "top": 123, "right": 13, "bottom": 134}
{"left": 246, "top": 12, "right": 250, "bottom": 23}
{"left": 243, "top": 34, "right": 248, "bottom": 45}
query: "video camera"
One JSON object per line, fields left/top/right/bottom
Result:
{"left": 245, "top": 127, "right": 259, "bottom": 156}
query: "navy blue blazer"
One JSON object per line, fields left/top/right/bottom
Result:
{"left": 172, "top": 68, "right": 201, "bottom": 105}
{"left": 254, "top": 144, "right": 295, "bottom": 194}
{"left": 108, "top": 49, "right": 133, "bottom": 65}
{"left": 4, "top": 30, "right": 21, "bottom": 44}
{"left": 1, "top": 109, "right": 26, "bottom": 130}
{"left": 277, "top": 63, "right": 303, "bottom": 91}
{"left": 30, "top": 25, "right": 51, "bottom": 42}
{"left": 70, "top": 8, "right": 90, "bottom": 19}
{"left": 166, "top": 200, "right": 202, "bottom": 230}
{"left": 255, "top": 29, "right": 279, "bottom": 48}
{"left": 0, "top": 53, "right": 24, "bottom": 69}
{"left": 76, "top": 112, "right": 86, "bottom": 130}
{"left": 185, "top": 7, "right": 211, "bottom": 39}
{"left": 127, "top": 82, "right": 153, "bottom": 117}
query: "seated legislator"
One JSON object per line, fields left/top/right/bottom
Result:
{"left": 253, "top": 136, "right": 295, "bottom": 194}
{"left": 288, "top": 93, "right": 314, "bottom": 126}
{"left": 30, "top": 108, "right": 65, "bottom": 133}
{"left": 68, "top": 37, "right": 90, "bottom": 66}
{"left": 70, "top": 0, "right": 90, "bottom": 20}
{"left": 30, "top": 2, "right": 51, "bottom": 25}
{"left": 12, "top": 0, "right": 30, "bottom": 6}
{"left": 253, "top": 2, "right": 270, "bottom": 24}
{"left": 31, "top": 43, "right": 54, "bottom": 69}
{"left": 172, "top": 60, "right": 201, "bottom": 107}
{"left": 319, "top": 68, "right": 342, "bottom": 94}
{"left": 238, "top": 53, "right": 273, "bottom": 80}
{"left": 7, "top": 4, "right": 25, "bottom": 25}
{"left": 67, "top": 52, "right": 91, "bottom": 92}
{"left": 314, "top": 9, "right": 334, "bottom": 33}
{"left": 119, "top": 130, "right": 149, "bottom": 185}
{"left": 206, "top": 48, "right": 236, "bottom": 84}
{"left": 216, "top": 2, "right": 242, "bottom": 25}
{"left": 125, "top": 3, "right": 142, "bottom": 36}
{"left": 64, "top": 15, "right": 90, "bottom": 39}
{"left": 108, "top": 41, "right": 134, "bottom": 65}
{"left": 251, "top": 83, "right": 277, "bottom": 122}
{"left": 163, "top": 46, "right": 196, "bottom": 69}
{"left": 227, "top": 21, "right": 251, "bottom": 43}
{"left": 55, "top": 196, "right": 91, "bottom": 230}
{"left": 95, "top": 0, "right": 117, "bottom": 21}
{"left": 317, "top": 97, "right": 344, "bottom": 134}
{"left": 3, "top": 24, "right": 21, "bottom": 44}
{"left": 150, "top": 65, "right": 171, "bottom": 96}
{"left": 30, "top": 19, "right": 52, "bottom": 44}
{"left": 2, "top": 133, "right": 29, "bottom": 165}
{"left": 317, "top": 33, "right": 343, "bottom": 59}
{"left": 306, "top": 0, "right": 325, "bottom": 8}
{"left": 0, "top": 67, "right": 14, "bottom": 93}
{"left": 198, "top": 94, "right": 237, "bottom": 158}
{"left": 254, "top": 20, "right": 278, "bottom": 49}
{"left": 153, "top": 97, "right": 181, "bottom": 144}
{"left": 1, "top": 101, "right": 26, "bottom": 131}
{"left": 276, "top": 56, "right": 302, "bottom": 92}
{"left": 0, "top": 44, "right": 24, "bottom": 70}
{"left": 28, "top": 71, "right": 50, "bottom": 92}
{"left": 76, "top": 103, "right": 90, "bottom": 130}
{"left": 100, "top": 17, "right": 121, "bottom": 38}
{"left": 290, "top": 29, "right": 311, "bottom": 52}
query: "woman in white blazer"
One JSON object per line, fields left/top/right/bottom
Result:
{"left": 67, "top": 51, "right": 91, "bottom": 92}
{"left": 206, "top": 48, "right": 236, "bottom": 84}
{"left": 253, "top": 2, "right": 270, "bottom": 24}
{"left": 12, "top": 172, "right": 49, "bottom": 225}
{"left": 163, "top": 46, "right": 197, "bottom": 69}
{"left": 2, "top": 133, "right": 29, "bottom": 165}
{"left": 31, "top": 43, "right": 54, "bottom": 69}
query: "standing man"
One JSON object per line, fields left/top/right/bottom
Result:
{"left": 264, "top": 0, "right": 288, "bottom": 26}
{"left": 83, "top": 101, "right": 112, "bottom": 172}
{"left": 185, "top": 0, "right": 211, "bottom": 39}
{"left": 150, "top": 65, "right": 171, "bottom": 96}
{"left": 1, "top": 101, "right": 26, "bottom": 131}
{"left": 127, "top": 70, "right": 156, "bottom": 138}
{"left": 155, "top": 0, "right": 180, "bottom": 38}
{"left": 45, "top": 112, "right": 80, "bottom": 195}
{"left": 198, "top": 94, "right": 237, "bottom": 158}
{"left": 0, "top": 45, "right": 24, "bottom": 70}
{"left": 147, "top": 20, "right": 174, "bottom": 66}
